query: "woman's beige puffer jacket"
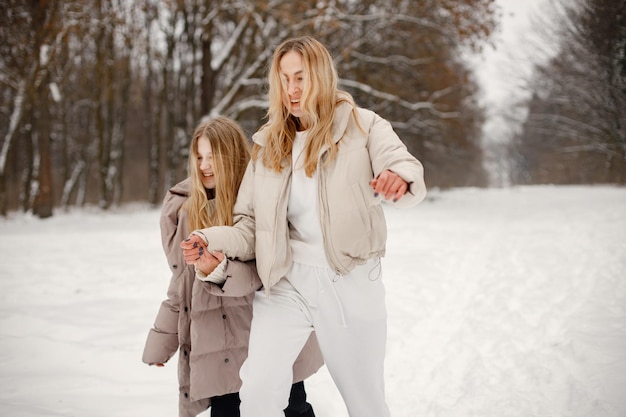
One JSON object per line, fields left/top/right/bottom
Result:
{"left": 142, "top": 178, "right": 323, "bottom": 417}
{"left": 194, "top": 102, "right": 427, "bottom": 291}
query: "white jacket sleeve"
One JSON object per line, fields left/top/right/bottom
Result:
{"left": 192, "top": 161, "right": 257, "bottom": 260}
{"left": 366, "top": 110, "right": 427, "bottom": 207}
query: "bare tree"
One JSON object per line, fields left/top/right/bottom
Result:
{"left": 138, "top": 0, "right": 497, "bottom": 194}
{"left": 0, "top": 0, "right": 497, "bottom": 215}
{"left": 511, "top": 0, "right": 626, "bottom": 184}
{"left": 0, "top": 1, "right": 66, "bottom": 217}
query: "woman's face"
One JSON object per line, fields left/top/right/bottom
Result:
{"left": 197, "top": 137, "right": 216, "bottom": 190}
{"left": 279, "top": 50, "right": 305, "bottom": 118}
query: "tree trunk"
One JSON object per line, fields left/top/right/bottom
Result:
{"left": 201, "top": 22, "right": 215, "bottom": 116}
{"left": 33, "top": 80, "right": 54, "bottom": 218}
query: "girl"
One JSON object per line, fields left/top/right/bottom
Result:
{"left": 143, "top": 116, "right": 322, "bottom": 417}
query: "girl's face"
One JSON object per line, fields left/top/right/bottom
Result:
{"left": 279, "top": 50, "right": 305, "bottom": 118}
{"left": 197, "top": 137, "right": 216, "bottom": 190}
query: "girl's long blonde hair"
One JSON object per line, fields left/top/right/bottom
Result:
{"left": 254, "top": 36, "right": 358, "bottom": 177}
{"left": 184, "top": 116, "right": 251, "bottom": 232}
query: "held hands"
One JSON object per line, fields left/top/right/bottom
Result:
{"left": 180, "top": 234, "right": 206, "bottom": 264}
{"left": 370, "top": 169, "right": 408, "bottom": 202}
{"left": 180, "top": 234, "right": 225, "bottom": 275}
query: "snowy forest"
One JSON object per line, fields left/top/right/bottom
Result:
{"left": 0, "top": 0, "right": 624, "bottom": 219}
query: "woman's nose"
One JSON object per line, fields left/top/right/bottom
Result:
{"left": 287, "top": 81, "right": 298, "bottom": 95}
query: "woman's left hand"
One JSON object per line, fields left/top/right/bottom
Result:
{"left": 370, "top": 169, "right": 408, "bottom": 202}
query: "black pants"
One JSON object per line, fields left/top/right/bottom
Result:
{"left": 210, "top": 381, "right": 314, "bottom": 417}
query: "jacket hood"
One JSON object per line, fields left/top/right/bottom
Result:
{"left": 169, "top": 177, "right": 192, "bottom": 198}
{"left": 169, "top": 177, "right": 215, "bottom": 200}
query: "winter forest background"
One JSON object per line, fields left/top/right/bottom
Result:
{"left": 0, "top": 0, "right": 625, "bottom": 218}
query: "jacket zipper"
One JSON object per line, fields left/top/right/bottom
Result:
{"left": 317, "top": 152, "right": 345, "bottom": 276}
{"left": 267, "top": 165, "right": 292, "bottom": 292}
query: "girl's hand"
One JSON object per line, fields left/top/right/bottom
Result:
{"left": 370, "top": 169, "right": 408, "bottom": 202}
{"left": 180, "top": 234, "right": 207, "bottom": 265}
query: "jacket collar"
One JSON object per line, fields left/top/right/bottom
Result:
{"left": 331, "top": 100, "right": 354, "bottom": 144}
{"left": 252, "top": 100, "right": 355, "bottom": 147}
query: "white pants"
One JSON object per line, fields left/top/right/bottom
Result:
{"left": 239, "top": 259, "right": 391, "bottom": 417}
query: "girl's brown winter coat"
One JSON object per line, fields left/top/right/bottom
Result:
{"left": 142, "top": 178, "right": 323, "bottom": 417}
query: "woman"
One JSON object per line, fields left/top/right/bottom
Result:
{"left": 182, "top": 37, "right": 427, "bottom": 417}
{"left": 142, "top": 116, "right": 322, "bottom": 417}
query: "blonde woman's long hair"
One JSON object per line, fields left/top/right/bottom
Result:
{"left": 254, "top": 36, "right": 359, "bottom": 177}
{"left": 184, "top": 116, "right": 251, "bottom": 232}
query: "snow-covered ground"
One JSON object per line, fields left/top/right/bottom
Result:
{"left": 1, "top": 185, "right": 625, "bottom": 417}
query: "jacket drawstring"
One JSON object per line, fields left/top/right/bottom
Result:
{"left": 329, "top": 272, "right": 347, "bottom": 328}
{"left": 368, "top": 258, "right": 382, "bottom": 281}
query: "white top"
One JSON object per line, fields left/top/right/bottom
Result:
{"left": 287, "top": 131, "right": 329, "bottom": 267}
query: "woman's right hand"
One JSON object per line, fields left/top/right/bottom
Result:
{"left": 195, "top": 248, "right": 225, "bottom": 276}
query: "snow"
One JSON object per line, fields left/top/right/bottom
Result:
{"left": 1, "top": 185, "right": 625, "bottom": 417}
